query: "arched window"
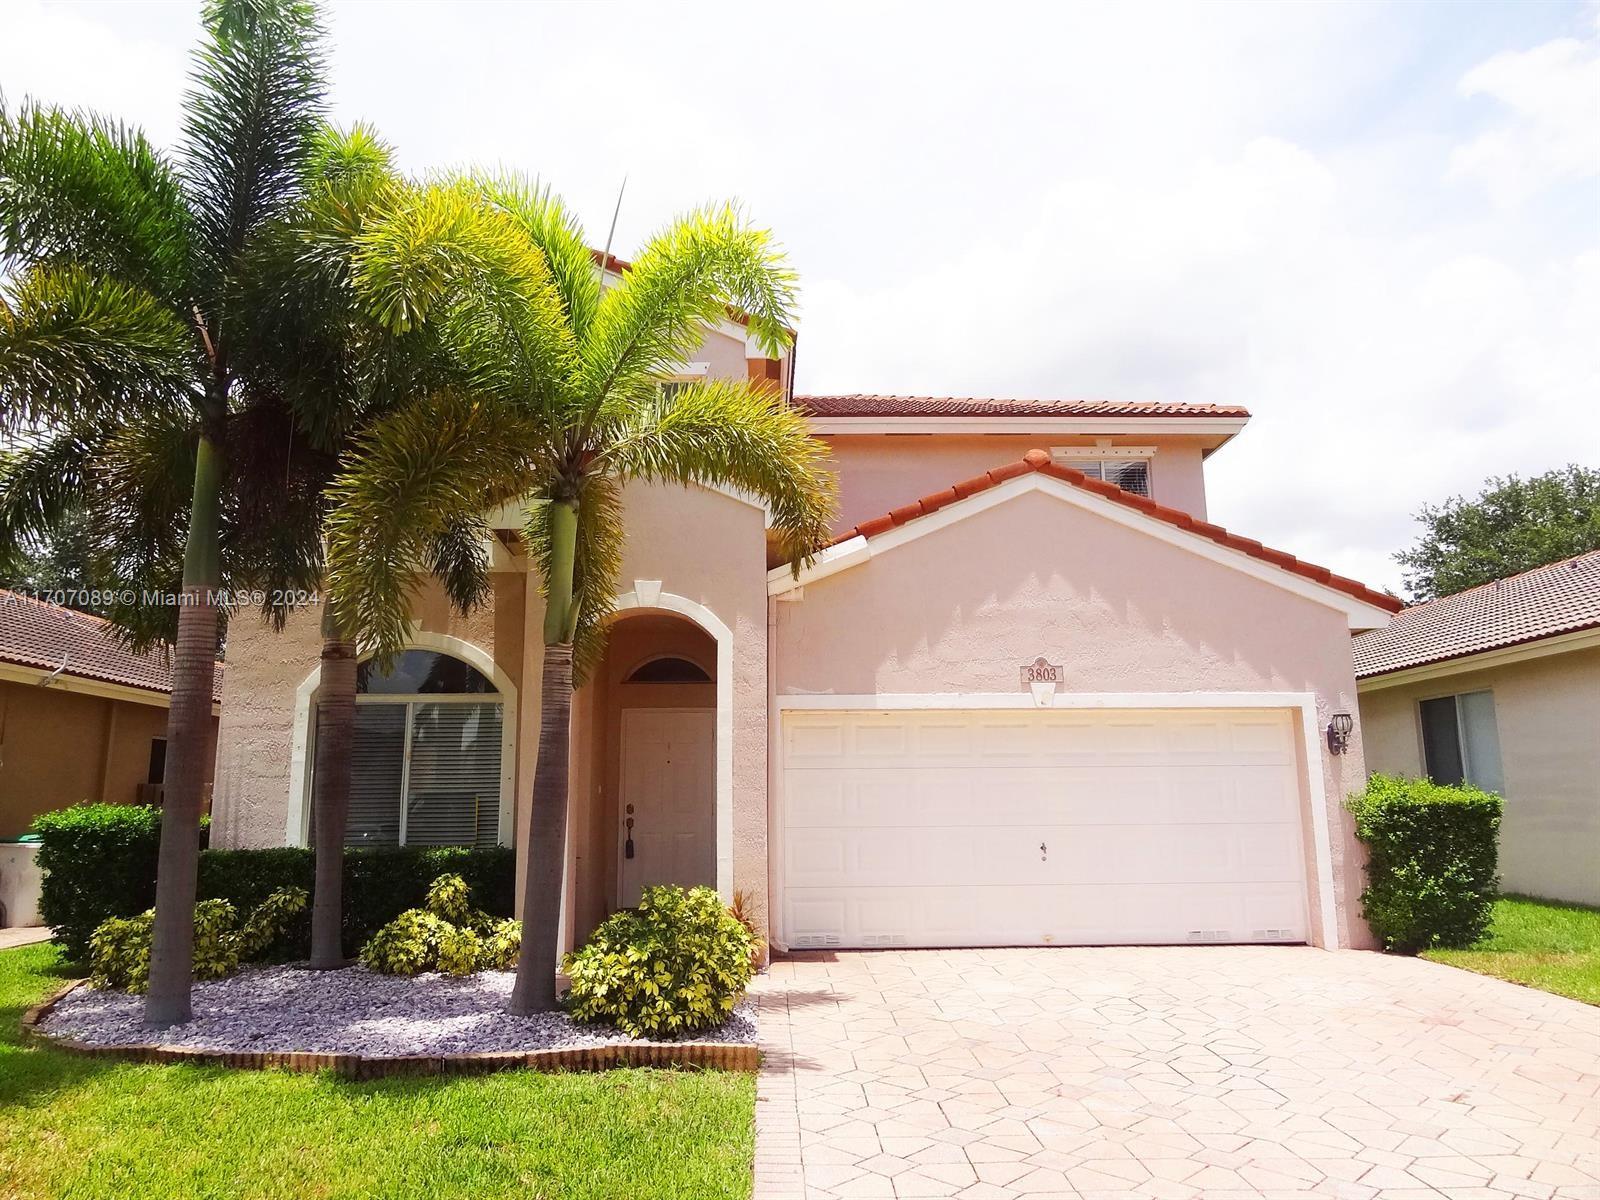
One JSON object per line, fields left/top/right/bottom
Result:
{"left": 331, "top": 650, "right": 504, "bottom": 848}
{"left": 624, "top": 655, "right": 711, "bottom": 683}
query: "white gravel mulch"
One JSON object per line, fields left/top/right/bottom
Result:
{"left": 39, "top": 965, "right": 757, "bottom": 1057}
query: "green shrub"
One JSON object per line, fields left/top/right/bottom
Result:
{"left": 31, "top": 802, "right": 514, "bottom": 964}
{"left": 1347, "top": 773, "right": 1502, "bottom": 953}
{"left": 88, "top": 888, "right": 308, "bottom": 993}
{"left": 359, "top": 909, "right": 452, "bottom": 975}
{"left": 32, "top": 805, "right": 169, "bottom": 960}
{"left": 359, "top": 873, "right": 516, "bottom": 975}
{"left": 564, "top": 886, "right": 754, "bottom": 1038}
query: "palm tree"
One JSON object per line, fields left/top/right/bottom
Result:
{"left": 237, "top": 132, "right": 481, "bottom": 969}
{"left": 0, "top": 0, "right": 328, "bottom": 1025}
{"left": 326, "top": 181, "right": 836, "bottom": 1012}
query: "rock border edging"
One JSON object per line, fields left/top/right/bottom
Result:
{"left": 22, "top": 980, "right": 758, "bottom": 1077}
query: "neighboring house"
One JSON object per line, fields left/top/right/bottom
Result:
{"left": 211, "top": 296, "right": 1402, "bottom": 953}
{"left": 1354, "top": 552, "right": 1600, "bottom": 907}
{"left": 0, "top": 591, "right": 222, "bottom": 927}
{"left": 0, "top": 591, "right": 223, "bottom": 837}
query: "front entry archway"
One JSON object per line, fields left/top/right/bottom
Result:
{"left": 566, "top": 590, "right": 733, "bottom": 941}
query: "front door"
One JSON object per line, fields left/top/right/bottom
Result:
{"left": 618, "top": 708, "right": 716, "bottom": 907}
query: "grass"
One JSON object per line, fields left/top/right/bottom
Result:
{"left": 0, "top": 943, "right": 754, "bottom": 1200}
{"left": 1423, "top": 894, "right": 1600, "bottom": 1005}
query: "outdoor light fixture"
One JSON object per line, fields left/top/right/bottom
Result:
{"left": 1327, "top": 712, "right": 1354, "bottom": 755}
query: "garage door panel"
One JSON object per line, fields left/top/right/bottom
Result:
{"left": 780, "top": 707, "right": 1310, "bottom": 947}
{"left": 783, "top": 882, "right": 1309, "bottom": 948}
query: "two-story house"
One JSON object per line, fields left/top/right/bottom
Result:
{"left": 211, "top": 310, "right": 1400, "bottom": 955}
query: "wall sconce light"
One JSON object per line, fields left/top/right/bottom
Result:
{"left": 1327, "top": 712, "right": 1354, "bottom": 755}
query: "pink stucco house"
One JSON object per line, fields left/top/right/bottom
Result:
{"left": 211, "top": 315, "right": 1402, "bottom": 955}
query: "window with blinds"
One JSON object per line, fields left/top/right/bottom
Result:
{"left": 1060, "top": 458, "right": 1151, "bottom": 497}
{"left": 326, "top": 653, "right": 505, "bottom": 849}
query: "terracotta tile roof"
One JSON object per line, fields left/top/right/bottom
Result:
{"left": 795, "top": 395, "right": 1251, "bottom": 419}
{"left": 829, "top": 448, "right": 1402, "bottom": 614}
{"left": 0, "top": 590, "right": 223, "bottom": 703}
{"left": 1353, "top": 551, "right": 1600, "bottom": 679}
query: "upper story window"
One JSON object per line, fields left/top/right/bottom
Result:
{"left": 1419, "top": 690, "right": 1504, "bottom": 794}
{"left": 658, "top": 361, "right": 710, "bottom": 403}
{"left": 1050, "top": 446, "right": 1154, "bottom": 498}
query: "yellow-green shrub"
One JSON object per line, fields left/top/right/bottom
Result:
{"left": 563, "top": 885, "right": 754, "bottom": 1038}
{"left": 359, "top": 874, "right": 519, "bottom": 975}
{"left": 88, "top": 889, "right": 309, "bottom": 993}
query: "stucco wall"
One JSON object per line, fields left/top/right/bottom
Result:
{"left": 0, "top": 681, "right": 198, "bottom": 837}
{"left": 820, "top": 435, "right": 1212, "bottom": 530}
{"left": 589, "top": 481, "right": 771, "bottom": 936}
{"left": 1358, "top": 646, "right": 1600, "bottom": 906}
{"left": 774, "top": 486, "right": 1376, "bottom": 948}
{"left": 211, "top": 577, "right": 515, "bottom": 850}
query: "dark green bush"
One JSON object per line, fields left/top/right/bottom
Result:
{"left": 32, "top": 801, "right": 513, "bottom": 962}
{"left": 564, "top": 885, "right": 754, "bottom": 1038}
{"left": 1347, "top": 773, "right": 1502, "bottom": 953}
{"left": 32, "top": 805, "right": 170, "bottom": 960}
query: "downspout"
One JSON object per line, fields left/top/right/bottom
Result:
{"left": 36, "top": 653, "right": 69, "bottom": 689}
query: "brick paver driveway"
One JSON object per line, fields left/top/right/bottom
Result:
{"left": 753, "top": 947, "right": 1599, "bottom": 1200}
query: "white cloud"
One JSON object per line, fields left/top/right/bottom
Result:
{"left": 1, "top": 0, "right": 1595, "bottom": 597}
{"left": 1448, "top": 13, "right": 1600, "bottom": 205}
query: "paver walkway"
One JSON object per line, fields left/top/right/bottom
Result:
{"left": 753, "top": 946, "right": 1599, "bottom": 1200}
{"left": 0, "top": 926, "right": 52, "bottom": 951}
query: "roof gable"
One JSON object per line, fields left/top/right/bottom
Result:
{"left": 1353, "top": 551, "right": 1600, "bottom": 680}
{"left": 771, "top": 449, "right": 1400, "bottom": 629}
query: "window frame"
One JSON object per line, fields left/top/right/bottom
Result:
{"left": 1417, "top": 688, "right": 1504, "bottom": 794}
{"left": 1049, "top": 445, "right": 1157, "bottom": 497}
{"left": 351, "top": 690, "right": 507, "bottom": 848}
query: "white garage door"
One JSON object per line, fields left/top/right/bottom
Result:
{"left": 780, "top": 707, "right": 1309, "bottom": 949}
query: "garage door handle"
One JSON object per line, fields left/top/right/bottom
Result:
{"left": 1040, "top": 842, "right": 1047, "bottom": 860}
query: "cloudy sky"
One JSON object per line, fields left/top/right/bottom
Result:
{"left": 3, "top": 0, "right": 1596, "bottom": 595}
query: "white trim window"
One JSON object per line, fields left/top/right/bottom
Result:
{"left": 1049, "top": 445, "right": 1154, "bottom": 497}
{"left": 1418, "top": 689, "right": 1504, "bottom": 794}
{"left": 339, "top": 650, "right": 505, "bottom": 848}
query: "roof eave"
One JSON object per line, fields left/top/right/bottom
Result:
{"left": 1355, "top": 622, "right": 1600, "bottom": 692}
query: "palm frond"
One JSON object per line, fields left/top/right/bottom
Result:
{"left": 578, "top": 203, "right": 797, "bottom": 416}
{"left": 600, "top": 376, "right": 836, "bottom": 566}
{"left": 0, "top": 425, "right": 105, "bottom": 571}
{"left": 480, "top": 176, "right": 600, "bottom": 340}
{"left": 425, "top": 511, "right": 493, "bottom": 616}
{"left": 180, "top": 0, "right": 327, "bottom": 313}
{"left": 0, "top": 98, "right": 191, "bottom": 301}
{"left": 0, "top": 264, "right": 195, "bottom": 433}
{"left": 352, "top": 181, "right": 578, "bottom": 421}
{"left": 325, "top": 389, "right": 544, "bottom": 659}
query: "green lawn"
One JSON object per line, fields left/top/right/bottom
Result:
{"left": 0, "top": 943, "right": 753, "bottom": 1200}
{"left": 1423, "top": 894, "right": 1600, "bottom": 1005}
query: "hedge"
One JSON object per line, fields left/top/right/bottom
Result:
{"left": 1346, "top": 773, "right": 1502, "bottom": 954}
{"left": 31, "top": 804, "right": 514, "bottom": 963}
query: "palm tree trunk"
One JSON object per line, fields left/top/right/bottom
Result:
{"left": 509, "top": 497, "right": 579, "bottom": 1015}
{"left": 144, "top": 435, "right": 224, "bottom": 1028}
{"left": 308, "top": 604, "right": 358, "bottom": 969}
{"left": 508, "top": 640, "right": 574, "bottom": 1014}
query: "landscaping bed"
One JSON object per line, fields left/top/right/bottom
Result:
{"left": 37, "top": 964, "right": 756, "bottom": 1058}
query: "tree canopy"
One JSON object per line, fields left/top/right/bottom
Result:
{"left": 1396, "top": 464, "right": 1600, "bottom": 602}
